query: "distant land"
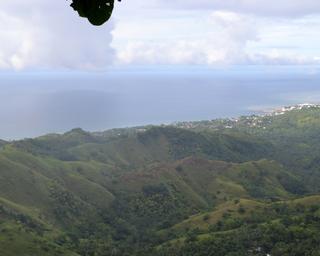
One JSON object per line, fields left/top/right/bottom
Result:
{"left": 6, "top": 102, "right": 318, "bottom": 141}
{"left": 0, "top": 103, "right": 320, "bottom": 255}
{"left": 85, "top": 103, "right": 320, "bottom": 140}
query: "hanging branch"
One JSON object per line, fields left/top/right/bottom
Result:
{"left": 70, "top": 0, "right": 121, "bottom": 26}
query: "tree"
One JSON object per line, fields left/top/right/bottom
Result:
{"left": 70, "top": 0, "right": 121, "bottom": 26}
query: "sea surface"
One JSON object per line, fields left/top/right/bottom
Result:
{"left": 1, "top": 66, "right": 320, "bottom": 139}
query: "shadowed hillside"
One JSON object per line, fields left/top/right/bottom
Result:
{"left": 0, "top": 106, "right": 320, "bottom": 255}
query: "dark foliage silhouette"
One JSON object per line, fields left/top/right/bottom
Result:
{"left": 70, "top": 0, "right": 121, "bottom": 25}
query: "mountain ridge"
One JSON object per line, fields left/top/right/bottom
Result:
{"left": 0, "top": 105, "right": 320, "bottom": 255}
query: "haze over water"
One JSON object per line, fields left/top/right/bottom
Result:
{"left": 1, "top": 66, "right": 320, "bottom": 140}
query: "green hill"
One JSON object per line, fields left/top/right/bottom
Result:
{"left": 0, "top": 106, "right": 320, "bottom": 255}
{"left": 155, "top": 195, "right": 320, "bottom": 256}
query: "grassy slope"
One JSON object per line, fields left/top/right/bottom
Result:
{"left": 0, "top": 221, "right": 78, "bottom": 256}
{"left": 0, "top": 108, "right": 319, "bottom": 254}
{"left": 159, "top": 195, "right": 320, "bottom": 247}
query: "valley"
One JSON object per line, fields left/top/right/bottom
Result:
{"left": 0, "top": 104, "right": 320, "bottom": 255}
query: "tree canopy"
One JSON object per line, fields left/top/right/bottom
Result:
{"left": 70, "top": 0, "right": 121, "bottom": 26}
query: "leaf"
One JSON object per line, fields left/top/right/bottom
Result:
{"left": 70, "top": 0, "right": 116, "bottom": 26}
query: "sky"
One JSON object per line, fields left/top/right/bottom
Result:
{"left": 0, "top": 0, "right": 320, "bottom": 139}
{"left": 0, "top": 0, "right": 320, "bottom": 69}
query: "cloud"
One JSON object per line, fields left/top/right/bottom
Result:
{"left": 1, "top": 0, "right": 319, "bottom": 69}
{"left": 247, "top": 51, "right": 320, "bottom": 65}
{"left": 116, "top": 11, "right": 258, "bottom": 65}
{"left": 0, "top": 0, "right": 115, "bottom": 70}
{"left": 113, "top": 5, "right": 320, "bottom": 66}
{"left": 144, "top": 0, "right": 320, "bottom": 17}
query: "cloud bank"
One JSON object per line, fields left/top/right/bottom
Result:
{"left": 114, "top": 8, "right": 320, "bottom": 66}
{"left": 117, "top": 11, "right": 258, "bottom": 65}
{"left": 1, "top": 0, "right": 320, "bottom": 69}
{"left": 0, "top": 0, "right": 114, "bottom": 70}
{"left": 140, "top": 0, "right": 320, "bottom": 17}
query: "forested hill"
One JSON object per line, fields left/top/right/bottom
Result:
{"left": 0, "top": 105, "right": 320, "bottom": 255}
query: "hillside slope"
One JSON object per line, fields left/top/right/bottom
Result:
{"left": 0, "top": 106, "right": 319, "bottom": 255}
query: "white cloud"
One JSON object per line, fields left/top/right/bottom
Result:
{"left": 113, "top": 2, "right": 320, "bottom": 66}
{"left": 134, "top": 0, "right": 320, "bottom": 17}
{"left": 0, "top": 1, "right": 115, "bottom": 70}
{"left": 116, "top": 11, "right": 258, "bottom": 65}
{"left": 1, "top": 0, "right": 320, "bottom": 69}
{"left": 248, "top": 51, "right": 320, "bottom": 65}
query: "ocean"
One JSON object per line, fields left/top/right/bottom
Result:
{"left": 1, "top": 66, "right": 319, "bottom": 139}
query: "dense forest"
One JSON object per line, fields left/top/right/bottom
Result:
{"left": 0, "top": 105, "right": 320, "bottom": 255}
